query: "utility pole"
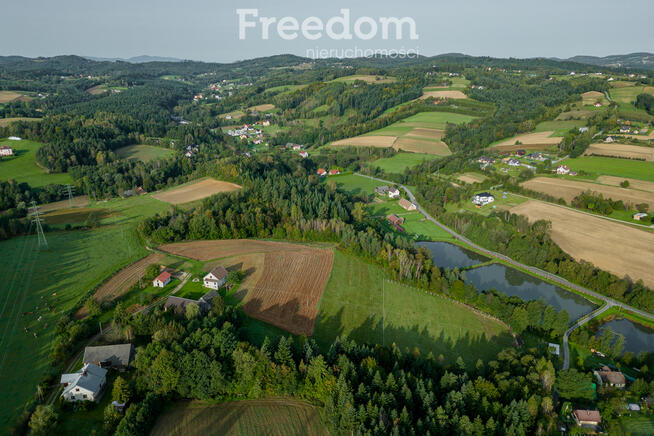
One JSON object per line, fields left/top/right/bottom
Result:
{"left": 63, "top": 184, "right": 75, "bottom": 207}
{"left": 29, "top": 202, "right": 48, "bottom": 249}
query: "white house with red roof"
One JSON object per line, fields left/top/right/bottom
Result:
{"left": 317, "top": 168, "right": 327, "bottom": 176}
{"left": 328, "top": 169, "right": 341, "bottom": 175}
{"left": 153, "top": 271, "right": 172, "bottom": 288}
{"left": 556, "top": 165, "right": 570, "bottom": 175}
{"left": 0, "top": 146, "right": 13, "bottom": 156}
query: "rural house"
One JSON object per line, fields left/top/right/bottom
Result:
{"left": 299, "top": 151, "right": 308, "bottom": 158}
{"left": 556, "top": 165, "right": 570, "bottom": 175}
{"left": 8, "top": 136, "right": 21, "bottom": 141}
{"left": 508, "top": 159, "right": 521, "bottom": 167}
{"left": 83, "top": 344, "right": 134, "bottom": 370}
{"left": 386, "top": 214, "right": 405, "bottom": 232}
{"left": 595, "top": 366, "right": 626, "bottom": 388}
{"left": 164, "top": 289, "right": 219, "bottom": 315}
{"left": 316, "top": 168, "right": 327, "bottom": 176}
{"left": 60, "top": 363, "right": 107, "bottom": 402}
{"left": 593, "top": 102, "right": 602, "bottom": 107}
{"left": 203, "top": 266, "right": 228, "bottom": 290}
{"left": 388, "top": 187, "right": 401, "bottom": 199}
{"left": 619, "top": 125, "right": 631, "bottom": 133}
{"left": 375, "top": 186, "right": 389, "bottom": 196}
{"left": 633, "top": 212, "right": 648, "bottom": 221}
{"left": 328, "top": 169, "right": 341, "bottom": 175}
{"left": 573, "top": 409, "right": 601, "bottom": 427}
{"left": 578, "top": 127, "right": 589, "bottom": 133}
{"left": 472, "top": 192, "right": 495, "bottom": 206}
{"left": 153, "top": 271, "right": 172, "bottom": 288}
{"left": 604, "top": 136, "right": 616, "bottom": 143}
{"left": 0, "top": 146, "right": 13, "bottom": 156}
{"left": 398, "top": 198, "right": 417, "bottom": 211}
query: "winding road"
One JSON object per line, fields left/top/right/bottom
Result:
{"left": 355, "top": 173, "right": 654, "bottom": 367}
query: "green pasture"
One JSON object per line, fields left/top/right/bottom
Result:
{"left": 565, "top": 156, "right": 654, "bottom": 182}
{"left": 0, "top": 138, "right": 73, "bottom": 187}
{"left": 369, "top": 152, "right": 439, "bottom": 174}
{"left": 115, "top": 144, "right": 173, "bottom": 162}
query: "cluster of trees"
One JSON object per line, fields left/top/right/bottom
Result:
{"left": 571, "top": 191, "right": 627, "bottom": 216}
{"left": 635, "top": 93, "right": 654, "bottom": 115}
{"left": 100, "top": 298, "right": 561, "bottom": 435}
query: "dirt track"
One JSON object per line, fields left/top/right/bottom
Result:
{"left": 511, "top": 200, "right": 654, "bottom": 288}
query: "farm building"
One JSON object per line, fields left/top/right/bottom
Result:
{"left": 472, "top": 192, "right": 495, "bottom": 206}
{"left": 299, "top": 151, "right": 308, "bottom": 158}
{"left": 556, "top": 165, "right": 570, "bottom": 175}
{"left": 604, "top": 136, "right": 616, "bottom": 143}
{"left": 508, "top": 159, "right": 520, "bottom": 167}
{"left": 203, "top": 266, "right": 228, "bottom": 290}
{"left": 515, "top": 149, "right": 526, "bottom": 156}
{"left": 619, "top": 126, "right": 631, "bottom": 134}
{"left": 375, "top": 186, "right": 390, "bottom": 195}
{"left": 579, "top": 127, "right": 589, "bottom": 133}
{"left": 633, "top": 212, "right": 648, "bottom": 221}
{"left": 164, "top": 290, "right": 219, "bottom": 315}
{"left": 8, "top": 136, "right": 21, "bottom": 141}
{"left": 60, "top": 363, "right": 107, "bottom": 403}
{"left": 595, "top": 366, "right": 626, "bottom": 388}
{"left": 398, "top": 198, "right": 417, "bottom": 211}
{"left": 0, "top": 146, "right": 13, "bottom": 156}
{"left": 316, "top": 168, "right": 327, "bottom": 176}
{"left": 328, "top": 169, "right": 341, "bottom": 175}
{"left": 593, "top": 102, "right": 601, "bottom": 107}
{"left": 153, "top": 271, "right": 172, "bottom": 288}
{"left": 386, "top": 214, "right": 405, "bottom": 232}
{"left": 573, "top": 409, "right": 601, "bottom": 426}
{"left": 83, "top": 344, "right": 134, "bottom": 370}
{"left": 388, "top": 187, "right": 401, "bottom": 199}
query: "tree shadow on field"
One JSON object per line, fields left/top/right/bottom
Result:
{"left": 242, "top": 297, "right": 315, "bottom": 337}
{"left": 312, "top": 307, "right": 515, "bottom": 366}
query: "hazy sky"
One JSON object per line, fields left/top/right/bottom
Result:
{"left": 2, "top": 0, "right": 652, "bottom": 62}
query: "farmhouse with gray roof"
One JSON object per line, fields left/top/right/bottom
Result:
{"left": 60, "top": 363, "right": 107, "bottom": 402}
{"left": 83, "top": 343, "right": 134, "bottom": 370}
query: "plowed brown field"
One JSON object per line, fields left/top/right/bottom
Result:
{"left": 584, "top": 143, "right": 654, "bottom": 161}
{"left": 75, "top": 253, "right": 164, "bottom": 318}
{"left": 152, "top": 179, "right": 241, "bottom": 204}
{"left": 161, "top": 240, "right": 334, "bottom": 336}
{"left": 521, "top": 177, "right": 654, "bottom": 206}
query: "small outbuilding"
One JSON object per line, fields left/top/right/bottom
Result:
{"left": 153, "top": 271, "right": 172, "bottom": 288}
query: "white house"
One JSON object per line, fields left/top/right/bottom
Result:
{"left": 60, "top": 363, "right": 107, "bottom": 402}
{"left": 8, "top": 136, "right": 21, "bottom": 141}
{"left": 203, "top": 266, "right": 228, "bottom": 290}
{"left": 299, "top": 151, "right": 308, "bottom": 158}
{"left": 556, "top": 165, "right": 570, "bottom": 175}
{"left": 578, "top": 127, "right": 589, "bottom": 133}
{"left": 153, "top": 271, "right": 171, "bottom": 288}
{"left": 0, "top": 146, "right": 13, "bottom": 156}
{"left": 398, "top": 198, "right": 417, "bottom": 211}
{"left": 388, "top": 188, "right": 401, "bottom": 199}
{"left": 472, "top": 192, "right": 495, "bottom": 206}
{"left": 604, "top": 136, "right": 616, "bottom": 143}
{"left": 508, "top": 159, "right": 521, "bottom": 167}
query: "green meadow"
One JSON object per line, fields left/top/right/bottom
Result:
{"left": 370, "top": 152, "right": 439, "bottom": 174}
{"left": 0, "top": 138, "right": 73, "bottom": 187}
{"left": 313, "top": 251, "right": 512, "bottom": 365}
{"left": 565, "top": 156, "right": 654, "bottom": 182}
{"left": 115, "top": 144, "right": 173, "bottom": 162}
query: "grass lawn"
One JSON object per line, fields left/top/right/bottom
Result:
{"left": 313, "top": 251, "right": 513, "bottom": 365}
{"left": 366, "top": 200, "right": 409, "bottom": 217}
{"left": 176, "top": 280, "right": 208, "bottom": 300}
{"left": 151, "top": 399, "right": 327, "bottom": 436}
{"left": 115, "top": 144, "right": 173, "bottom": 162}
{"left": 425, "top": 77, "right": 470, "bottom": 91}
{"left": 264, "top": 84, "right": 308, "bottom": 95}
{"left": 369, "top": 152, "right": 439, "bottom": 173}
{"left": 120, "top": 278, "right": 179, "bottom": 311}
{"left": 401, "top": 213, "right": 455, "bottom": 241}
{"left": 329, "top": 173, "right": 382, "bottom": 197}
{"left": 619, "top": 416, "right": 654, "bottom": 436}
{"left": 396, "top": 111, "right": 476, "bottom": 129}
{"left": 565, "top": 156, "right": 654, "bottom": 182}
{"left": 535, "top": 119, "right": 587, "bottom": 136}
{"left": 447, "top": 189, "right": 528, "bottom": 216}
{"left": 0, "top": 138, "right": 73, "bottom": 187}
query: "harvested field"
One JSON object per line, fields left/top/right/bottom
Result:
{"left": 160, "top": 240, "right": 334, "bottom": 336}
{"left": 457, "top": 173, "right": 487, "bottom": 184}
{"left": 248, "top": 103, "right": 275, "bottom": 112}
{"left": 511, "top": 200, "right": 654, "bottom": 288}
{"left": 86, "top": 85, "right": 107, "bottom": 95}
{"left": 556, "top": 110, "right": 595, "bottom": 120}
{"left": 75, "top": 253, "right": 164, "bottom": 318}
{"left": 0, "top": 91, "right": 23, "bottom": 103}
{"left": 0, "top": 117, "right": 40, "bottom": 127}
{"left": 392, "top": 137, "right": 451, "bottom": 155}
{"left": 43, "top": 207, "right": 118, "bottom": 225}
{"left": 152, "top": 178, "right": 241, "bottom": 204}
{"left": 420, "top": 90, "right": 468, "bottom": 99}
{"left": 596, "top": 176, "right": 654, "bottom": 193}
{"left": 584, "top": 143, "right": 654, "bottom": 161}
{"left": 581, "top": 91, "right": 607, "bottom": 105}
{"left": 38, "top": 196, "right": 89, "bottom": 212}
{"left": 407, "top": 127, "right": 445, "bottom": 139}
{"left": 521, "top": 177, "right": 654, "bottom": 206}
{"left": 151, "top": 399, "right": 327, "bottom": 436}
{"left": 330, "top": 136, "right": 396, "bottom": 148}
{"left": 492, "top": 131, "right": 563, "bottom": 150}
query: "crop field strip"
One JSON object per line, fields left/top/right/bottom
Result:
{"left": 584, "top": 142, "right": 654, "bottom": 161}
{"left": 511, "top": 200, "right": 654, "bottom": 289}
{"left": 152, "top": 178, "right": 242, "bottom": 204}
{"left": 520, "top": 176, "right": 654, "bottom": 206}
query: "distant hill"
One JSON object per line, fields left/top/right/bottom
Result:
{"left": 83, "top": 55, "right": 184, "bottom": 63}
{"left": 561, "top": 53, "right": 654, "bottom": 70}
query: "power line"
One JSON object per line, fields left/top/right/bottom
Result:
{"left": 29, "top": 201, "right": 48, "bottom": 249}
{"left": 63, "top": 184, "right": 75, "bottom": 207}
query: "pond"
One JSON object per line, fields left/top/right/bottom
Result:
{"left": 597, "top": 318, "right": 654, "bottom": 355}
{"left": 417, "top": 241, "right": 488, "bottom": 270}
{"left": 464, "top": 263, "right": 597, "bottom": 320}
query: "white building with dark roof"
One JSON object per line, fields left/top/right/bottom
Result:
{"left": 60, "top": 363, "right": 107, "bottom": 402}
{"left": 203, "top": 266, "right": 228, "bottom": 290}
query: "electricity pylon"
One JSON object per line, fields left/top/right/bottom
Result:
{"left": 63, "top": 184, "right": 75, "bottom": 207}
{"left": 29, "top": 202, "right": 48, "bottom": 249}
